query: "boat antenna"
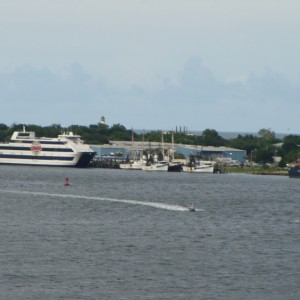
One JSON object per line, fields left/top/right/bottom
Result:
{"left": 23, "top": 125, "right": 26, "bottom": 132}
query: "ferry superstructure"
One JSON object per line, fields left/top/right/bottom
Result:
{"left": 0, "top": 130, "right": 95, "bottom": 167}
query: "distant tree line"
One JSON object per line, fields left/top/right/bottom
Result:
{"left": 0, "top": 122, "right": 299, "bottom": 166}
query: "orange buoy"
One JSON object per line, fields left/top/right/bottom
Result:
{"left": 64, "top": 176, "right": 70, "bottom": 186}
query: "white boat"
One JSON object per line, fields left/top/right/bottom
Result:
{"left": 183, "top": 161, "right": 215, "bottom": 173}
{"left": 0, "top": 129, "right": 95, "bottom": 167}
{"left": 120, "top": 129, "right": 146, "bottom": 170}
{"left": 120, "top": 160, "right": 145, "bottom": 170}
{"left": 142, "top": 132, "right": 170, "bottom": 171}
{"left": 142, "top": 160, "right": 169, "bottom": 171}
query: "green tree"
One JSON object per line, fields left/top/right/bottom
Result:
{"left": 109, "top": 124, "right": 131, "bottom": 141}
{"left": 254, "top": 149, "right": 274, "bottom": 164}
{"left": 277, "top": 134, "right": 300, "bottom": 163}
{"left": 0, "top": 123, "right": 9, "bottom": 142}
{"left": 227, "top": 134, "right": 258, "bottom": 156}
{"left": 258, "top": 128, "right": 276, "bottom": 150}
{"left": 202, "top": 129, "right": 226, "bottom": 147}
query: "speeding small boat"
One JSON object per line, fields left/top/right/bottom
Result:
{"left": 188, "top": 203, "right": 196, "bottom": 212}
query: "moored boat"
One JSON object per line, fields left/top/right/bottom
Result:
{"left": 168, "top": 162, "right": 183, "bottom": 172}
{"left": 142, "top": 160, "right": 169, "bottom": 171}
{"left": 120, "top": 160, "right": 145, "bottom": 170}
{"left": 288, "top": 160, "right": 300, "bottom": 178}
{"left": 0, "top": 128, "right": 95, "bottom": 167}
{"left": 183, "top": 161, "right": 215, "bottom": 173}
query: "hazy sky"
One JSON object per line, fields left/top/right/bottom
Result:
{"left": 1, "top": 0, "right": 300, "bottom": 133}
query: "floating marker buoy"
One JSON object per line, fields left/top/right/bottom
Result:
{"left": 64, "top": 176, "right": 70, "bottom": 186}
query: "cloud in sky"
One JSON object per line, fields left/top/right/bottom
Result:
{"left": 0, "top": 0, "right": 300, "bottom": 133}
{"left": 1, "top": 59, "right": 299, "bottom": 133}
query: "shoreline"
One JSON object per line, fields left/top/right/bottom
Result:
{"left": 226, "top": 166, "right": 288, "bottom": 176}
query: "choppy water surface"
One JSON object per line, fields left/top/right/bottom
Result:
{"left": 0, "top": 166, "right": 299, "bottom": 299}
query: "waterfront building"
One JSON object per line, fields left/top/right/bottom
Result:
{"left": 91, "top": 141, "right": 246, "bottom": 164}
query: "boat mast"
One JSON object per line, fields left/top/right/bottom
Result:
{"left": 161, "top": 131, "right": 165, "bottom": 161}
{"left": 131, "top": 128, "right": 134, "bottom": 161}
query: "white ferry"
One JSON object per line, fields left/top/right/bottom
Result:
{"left": 0, "top": 129, "right": 95, "bottom": 167}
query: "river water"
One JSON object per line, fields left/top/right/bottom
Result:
{"left": 0, "top": 166, "right": 299, "bottom": 299}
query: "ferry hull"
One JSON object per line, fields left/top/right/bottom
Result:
{"left": 75, "top": 152, "right": 96, "bottom": 168}
{"left": 0, "top": 152, "right": 95, "bottom": 168}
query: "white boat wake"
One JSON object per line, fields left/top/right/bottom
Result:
{"left": 0, "top": 189, "right": 202, "bottom": 212}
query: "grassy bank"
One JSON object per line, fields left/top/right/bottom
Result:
{"left": 224, "top": 165, "right": 288, "bottom": 176}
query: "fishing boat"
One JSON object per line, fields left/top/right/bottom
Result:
{"left": 183, "top": 142, "right": 215, "bottom": 173}
{"left": 0, "top": 128, "right": 95, "bottom": 167}
{"left": 142, "top": 132, "right": 169, "bottom": 171}
{"left": 120, "top": 129, "right": 146, "bottom": 170}
{"left": 183, "top": 161, "right": 215, "bottom": 173}
{"left": 168, "top": 162, "right": 183, "bottom": 172}
{"left": 120, "top": 160, "right": 145, "bottom": 170}
{"left": 167, "top": 132, "right": 182, "bottom": 172}
{"left": 142, "top": 160, "right": 169, "bottom": 171}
